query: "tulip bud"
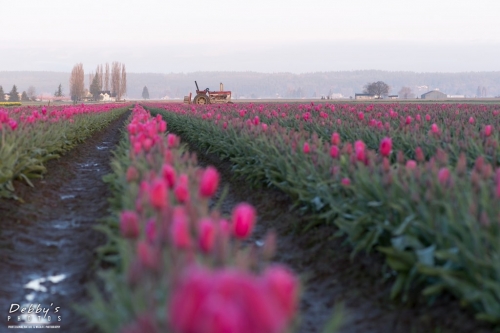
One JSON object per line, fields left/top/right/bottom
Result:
{"left": 162, "top": 164, "right": 176, "bottom": 188}
{"left": 198, "top": 218, "right": 215, "bottom": 253}
{"left": 120, "top": 211, "right": 140, "bottom": 239}
{"left": 150, "top": 178, "right": 168, "bottom": 210}
{"left": 171, "top": 207, "right": 192, "bottom": 249}
{"left": 232, "top": 203, "right": 256, "bottom": 239}
{"left": 199, "top": 166, "right": 220, "bottom": 198}
{"left": 379, "top": 137, "right": 392, "bottom": 157}
{"left": 331, "top": 132, "right": 340, "bottom": 145}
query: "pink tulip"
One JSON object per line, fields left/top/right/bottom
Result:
{"left": 120, "top": 211, "right": 139, "bottom": 239}
{"left": 171, "top": 207, "right": 192, "bottom": 249}
{"left": 149, "top": 178, "right": 168, "bottom": 210}
{"left": 162, "top": 164, "right": 176, "bottom": 188}
{"left": 137, "top": 241, "right": 158, "bottom": 270}
{"left": 415, "top": 147, "right": 425, "bottom": 162}
{"left": 174, "top": 174, "right": 190, "bottom": 203}
{"left": 469, "top": 117, "right": 475, "bottom": 124}
{"left": 431, "top": 123, "right": 439, "bottom": 134}
{"left": 167, "top": 133, "right": 179, "bottom": 148}
{"left": 303, "top": 142, "right": 310, "bottom": 154}
{"left": 199, "top": 166, "right": 220, "bottom": 198}
{"left": 405, "top": 116, "right": 412, "bottom": 125}
{"left": 262, "top": 265, "right": 299, "bottom": 320}
{"left": 146, "top": 219, "right": 157, "bottom": 243}
{"left": 198, "top": 218, "right": 215, "bottom": 253}
{"left": 232, "top": 203, "right": 256, "bottom": 239}
{"left": 331, "top": 132, "right": 340, "bottom": 145}
{"left": 438, "top": 167, "right": 450, "bottom": 186}
{"left": 406, "top": 160, "right": 417, "bottom": 170}
{"left": 330, "top": 145, "right": 339, "bottom": 158}
{"left": 358, "top": 112, "right": 364, "bottom": 120}
{"left": 425, "top": 114, "right": 431, "bottom": 121}
{"left": 8, "top": 120, "right": 18, "bottom": 130}
{"left": 341, "top": 178, "right": 351, "bottom": 186}
{"left": 126, "top": 166, "right": 139, "bottom": 183}
{"left": 379, "top": 137, "right": 392, "bottom": 157}
{"left": 485, "top": 125, "right": 493, "bottom": 137}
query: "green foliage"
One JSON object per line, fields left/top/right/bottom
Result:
{"left": 0, "top": 85, "right": 5, "bottom": 101}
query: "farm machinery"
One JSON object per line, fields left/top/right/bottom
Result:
{"left": 184, "top": 81, "right": 232, "bottom": 105}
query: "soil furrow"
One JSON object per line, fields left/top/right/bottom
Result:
{"left": 0, "top": 111, "right": 129, "bottom": 333}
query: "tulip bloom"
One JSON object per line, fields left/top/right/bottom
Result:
{"left": 438, "top": 168, "right": 450, "bottom": 186}
{"left": 162, "top": 164, "right": 177, "bottom": 188}
{"left": 431, "top": 123, "right": 439, "bottom": 134}
{"left": 330, "top": 145, "right": 339, "bottom": 158}
{"left": 303, "top": 142, "right": 310, "bottom": 154}
{"left": 485, "top": 125, "right": 493, "bottom": 137}
{"left": 149, "top": 178, "right": 168, "bottom": 210}
{"left": 120, "top": 211, "right": 139, "bottom": 239}
{"left": 331, "top": 132, "right": 340, "bottom": 145}
{"left": 232, "top": 203, "right": 256, "bottom": 239}
{"left": 198, "top": 218, "right": 215, "bottom": 253}
{"left": 379, "top": 137, "right": 392, "bottom": 157}
{"left": 171, "top": 207, "right": 192, "bottom": 249}
{"left": 341, "top": 178, "right": 351, "bottom": 186}
{"left": 199, "top": 166, "right": 220, "bottom": 198}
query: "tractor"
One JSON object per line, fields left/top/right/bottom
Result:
{"left": 184, "top": 81, "right": 232, "bottom": 105}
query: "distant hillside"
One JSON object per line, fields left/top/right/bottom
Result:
{"left": 1, "top": 70, "right": 500, "bottom": 99}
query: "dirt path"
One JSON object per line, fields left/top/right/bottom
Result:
{"left": 190, "top": 143, "right": 495, "bottom": 333}
{"left": 0, "top": 111, "right": 129, "bottom": 333}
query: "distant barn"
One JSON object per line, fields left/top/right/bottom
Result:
{"left": 421, "top": 90, "right": 447, "bottom": 100}
{"left": 355, "top": 93, "right": 376, "bottom": 100}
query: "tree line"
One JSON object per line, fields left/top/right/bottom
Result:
{"left": 70, "top": 62, "right": 127, "bottom": 103}
{"left": 0, "top": 85, "right": 38, "bottom": 102}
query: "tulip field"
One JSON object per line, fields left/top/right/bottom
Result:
{"left": 132, "top": 101, "right": 500, "bottom": 327}
{"left": 0, "top": 103, "right": 127, "bottom": 199}
{"left": 2, "top": 100, "right": 500, "bottom": 332}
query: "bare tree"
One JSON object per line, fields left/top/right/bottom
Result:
{"left": 70, "top": 63, "right": 85, "bottom": 103}
{"left": 104, "top": 63, "right": 110, "bottom": 92}
{"left": 111, "top": 61, "right": 120, "bottom": 100}
{"left": 27, "top": 86, "right": 36, "bottom": 101}
{"left": 88, "top": 72, "right": 94, "bottom": 92}
{"left": 120, "top": 63, "right": 127, "bottom": 99}
{"left": 363, "top": 81, "right": 390, "bottom": 98}
{"left": 398, "top": 86, "right": 415, "bottom": 99}
{"left": 98, "top": 64, "right": 104, "bottom": 91}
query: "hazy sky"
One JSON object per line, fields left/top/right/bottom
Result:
{"left": 1, "top": 0, "right": 499, "bottom": 73}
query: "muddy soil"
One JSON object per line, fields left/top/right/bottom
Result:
{"left": 0, "top": 111, "right": 129, "bottom": 333}
{"left": 188, "top": 141, "right": 495, "bottom": 333}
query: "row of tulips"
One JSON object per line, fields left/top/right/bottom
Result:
{"left": 146, "top": 101, "right": 500, "bottom": 167}
{"left": 80, "top": 105, "right": 317, "bottom": 333}
{"left": 146, "top": 102, "right": 500, "bottom": 325}
{"left": 0, "top": 104, "right": 128, "bottom": 199}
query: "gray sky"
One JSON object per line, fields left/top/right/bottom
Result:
{"left": 1, "top": 0, "right": 499, "bottom": 73}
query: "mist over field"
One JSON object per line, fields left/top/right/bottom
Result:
{"left": 1, "top": 70, "right": 500, "bottom": 100}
